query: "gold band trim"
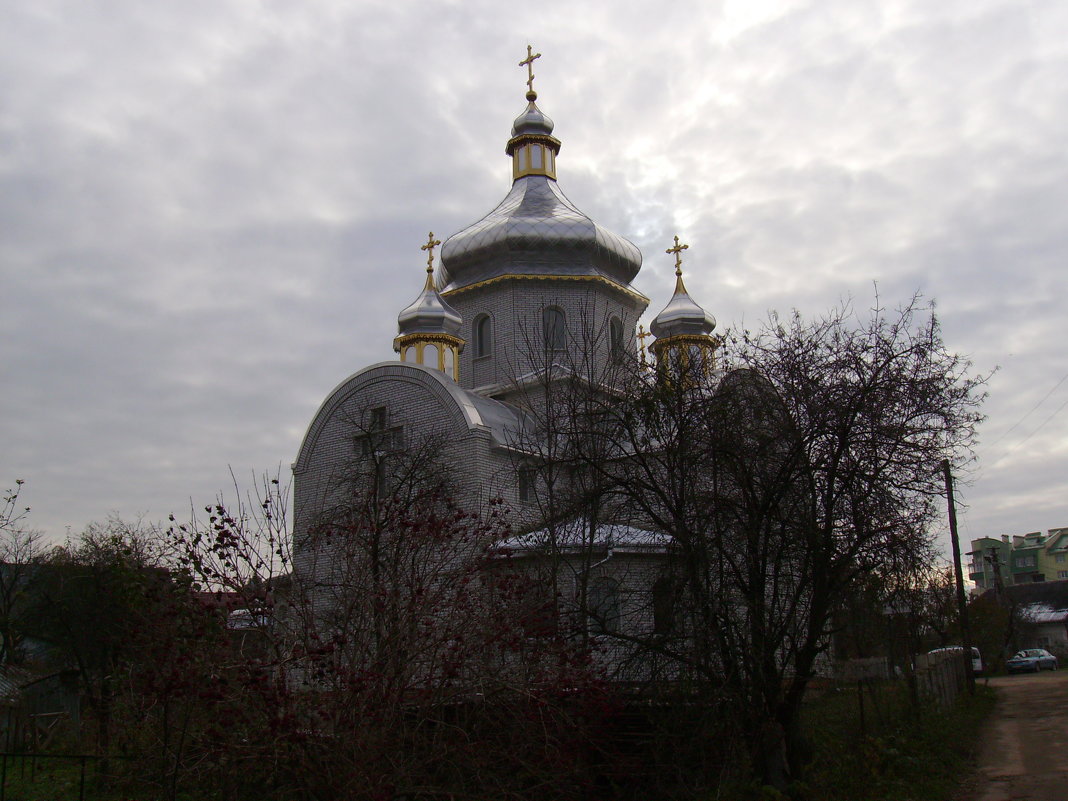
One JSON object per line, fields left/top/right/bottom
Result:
{"left": 443, "top": 273, "right": 649, "bottom": 305}
{"left": 393, "top": 333, "right": 466, "bottom": 381}
{"left": 649, "top": 333, "right": 722, "bottom": 354}
{"left": 505, "top": 132, "right": 561, "bottom": 156}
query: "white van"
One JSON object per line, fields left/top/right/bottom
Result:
{"left": 927, "top": 646, "right": 983, "bottom": 675}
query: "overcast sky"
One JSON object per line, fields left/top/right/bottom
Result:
{"left": 2, "top": 0, "right": 1066, "bottom": 559}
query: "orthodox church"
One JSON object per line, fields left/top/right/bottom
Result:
{"left": 292, "top": 52, "right": 720, "bottom": 653}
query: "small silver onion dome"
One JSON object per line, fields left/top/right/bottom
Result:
{"left": 397, "top": 269, "right": 463, "bottom": 338}
{"left": 650, "top": 272, "right": 716, "bottom": 339}
{"left": 511, "top": 92, "right": 555, "bottom": 137}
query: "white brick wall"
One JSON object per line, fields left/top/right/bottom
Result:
{"left": 446, "top": 278, "right": 647, "bottom": 398}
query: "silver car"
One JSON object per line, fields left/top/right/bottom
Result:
{"left": 1006, "top": 648, "right": 1059, "bottom": 673}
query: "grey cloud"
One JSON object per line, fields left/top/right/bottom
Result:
{"left": 2, "top": 0, "right": 1066, "bottom": 548}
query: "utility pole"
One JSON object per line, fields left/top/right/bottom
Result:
{"left": 990, "top": 546, "right": 1005, "bottom": 597}
{"left": 943, "top": 458, "right": 975, "bottom": 694}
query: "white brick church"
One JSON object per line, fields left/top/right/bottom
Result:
{"left": 291, "top": 55, "right": 721, "bottom": 669}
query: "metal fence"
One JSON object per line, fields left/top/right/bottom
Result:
{"left": 806, "top": 651, "right": 971, "bottom": 741}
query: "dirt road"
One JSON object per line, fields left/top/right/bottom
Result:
{"left": 959, "top": 670, "right": 1068, "bottom": 801}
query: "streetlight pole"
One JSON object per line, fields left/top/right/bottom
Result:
{"left": 943, "top": 458, "right": 975, "bottom": 694}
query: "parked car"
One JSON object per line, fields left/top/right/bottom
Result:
{"left": 1006, "top": 649, "right": 1059, "bottom": 673}
{"left": 927, "top": 646, "right": 984, "bottom": 675}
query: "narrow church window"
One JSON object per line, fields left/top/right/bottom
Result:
{"left": 689, "top": 344, "right": 706, "bottom": 375}
{"left": 530, "top": 144, "right": 543, "bottom": 169}
{"left": 375, "top": 456, "right": 391, "bottom": 497}
{"left": 369, "top": 406, "right": 387, "bottom": 432}
{"left": 518, "top": 467, "right": 536, "bottom": 502}
{"left": 652, "top": 577, "right": 676, "bottom": 636}
{"left": 543, "top": 306, "right": 566, "bottom": 352}
{"left": 588, "top": 576, "right": 620, "bottom": 635}
{"left": 609, "top": 316, "right": 624, "bottom": 362}
{"left": 670, "top": 345, "right": 686, "bottom": 375}
{"left": 474, "top": 315, "right": 492, "bottom": 358}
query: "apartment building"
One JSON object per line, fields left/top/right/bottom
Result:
{"left": 969, "top": 527, "right": 1068, "bottom": 591}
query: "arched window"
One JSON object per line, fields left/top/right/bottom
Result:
{"left": 543, "top": 306, "right": 566, "bottom": 352}
{"left": 609, "top": 316, "right": 624, "bottom": 362}
{"left": 474, "top": 315, "right": 492, "bottom": 358}
{"left": 588, "top": 576, "right": 620, "bottom": 635}
{"left": 423, "top": 343, "right": 439, "bottom": 370}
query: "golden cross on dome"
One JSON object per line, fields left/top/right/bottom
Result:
{"left": 519, "top": 45, "right": 541, "bottom": 95}
{"left": 420, "top": 231, "right": 441, "bottom": 273}
{"left": 666, "top": 235, "right": 689, "bottom": 276}
{"left": 637, "top": 324, "right": 652, "bottom": 366}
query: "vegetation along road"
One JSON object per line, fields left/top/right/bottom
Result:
{"left": 960, "top": 670, "right": 1068, "bottom": 801}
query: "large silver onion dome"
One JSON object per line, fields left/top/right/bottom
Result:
{"left": 439, "top": 177, "right": 643, "bottom": 292}
{"left": 397, "top": 269, "right": 463, "bottom": 337}
{"left": 650, "top": 271, "right": 717, "bottom": 339}
{"left": 439, "top": 85, "right": 642, "bottom": 294}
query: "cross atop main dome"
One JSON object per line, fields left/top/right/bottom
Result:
{"left": 438, "top": 49, "right": 643, "bottom": 296}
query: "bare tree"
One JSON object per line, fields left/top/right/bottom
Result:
{"left": 499, "top": 301, "right": 666, "bottom": 674}
{"left": 546, "top": 295, "right": 985, "bottom": 789}
{"left": 165, "top": 430, "right": 608, "bottom": 800}
{"left": 30, "top": 515, "right": 177, "bottom": 764}
{"left": 0, "top": 480, "right": 43, "bottom": 664}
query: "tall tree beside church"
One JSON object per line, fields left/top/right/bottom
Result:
{"left": 564, "top": 296, "right": 985, "bottom": 789}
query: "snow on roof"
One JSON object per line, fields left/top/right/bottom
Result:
{"left": 1020, "top": 603, "right": 1068, "bottom": 624}
{"left": 495, "top": 518, "right": 671, "bottom": 553}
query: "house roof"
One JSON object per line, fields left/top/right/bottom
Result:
{"left": 981, "top": 579, "right": 1068, "bottom": 624}
{"left": 1046, "top": 530, "right": 1068, "bottom": 552}
{"left": 0, "top": 665, "right": 62, "bottom": 703}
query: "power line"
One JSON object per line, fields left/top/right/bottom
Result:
{"left": 1011, "top": 394, "right": 1068, "bottom": 450}
{"left": 987, "top": 393, "right": 1068, "bottom": 471}
{"left": 986, "top": 371, "right": 1068, "bottom": 449}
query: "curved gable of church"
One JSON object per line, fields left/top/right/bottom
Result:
{"left": 294, "top": 362, "right": 524, "bottom": 475}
